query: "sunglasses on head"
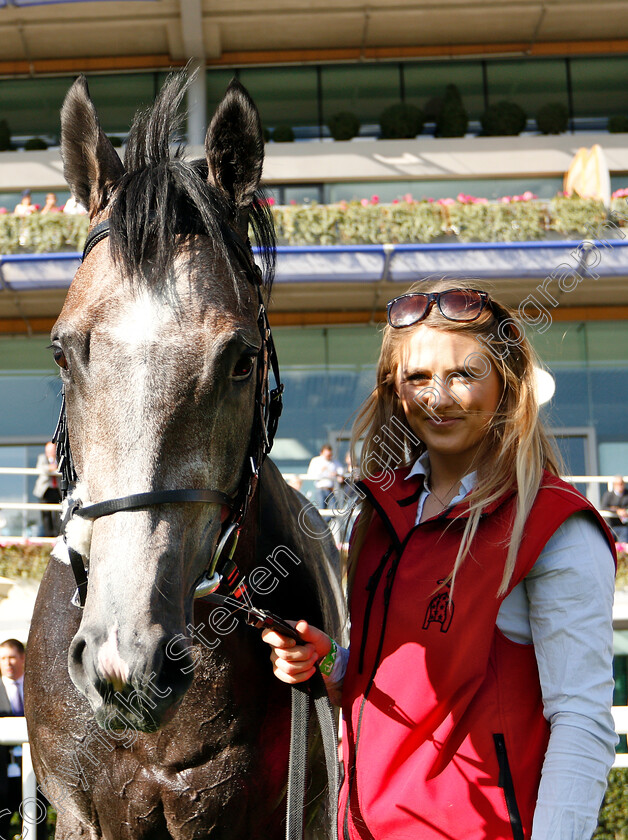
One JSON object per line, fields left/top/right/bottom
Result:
{"left": 387, "top": 288, "right": 491, "bottom": 329}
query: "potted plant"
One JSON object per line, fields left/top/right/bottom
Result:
{"left": 379, "top": 103, "right": 424, "bottom": 139}
{"left": 480, "top": 101, "right": 527, "bottom": 136}
{"left": 327, "top": 111, "right": 361, "bottom": 141}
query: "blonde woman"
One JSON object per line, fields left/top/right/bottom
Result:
{"left": 263, "top": 279, "right": 616, "bottom": 840}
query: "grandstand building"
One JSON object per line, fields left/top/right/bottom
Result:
{"left": 0, "top": 0, "right": 627, "bottom": 511}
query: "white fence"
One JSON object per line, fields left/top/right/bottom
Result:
{"left": 1, "top": 467, "right": 626, "bottom": 542}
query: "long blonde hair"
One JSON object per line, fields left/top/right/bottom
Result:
{"left": 349, "top": 277, "right": 561, "bottom": 596}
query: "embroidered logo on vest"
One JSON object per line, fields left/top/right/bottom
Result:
{"left": 422, "top": 579, "right": 454, "bottom": 632}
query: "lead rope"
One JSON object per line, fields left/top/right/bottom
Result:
{"left": 287, "top": 675, "right": 339, "bottom": 840}
{"left": 201, "top": 585, "right": 339, "bottom": 840}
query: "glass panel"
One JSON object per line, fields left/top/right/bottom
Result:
{"left": 322, "top": 177, "right": 564, "bottom": 204}
{"left": 85, "top": 73, "right": 157, "bottom": 135}
{"left": 0, "top": 190, "right": 71, "bottom": 213}
{"left": 282, "top": 185, "right": 324, "bottom": 205}
{"left": 0, "top": 76, "right": 70, "bottom": 139}
{"left": 0, "top": 336, "right": 56, "bottom": 371}
{"left": 207, "top": 69, "right": 239, "bottom": 118}
{"left": 0, "top": 72, "right": 161, "bottom": 140}
{"left": 599, "top": 443, "right": 628, "bottom": 476}
{"left": 321, "top": 64, "right": 401, "bottom": 129}
{"left": 0, "top": 375, "right": 61, "bottom": 440}
{"left": 404, "top": 60, "right": 485, "bottom": 122}
{"left": 571, "top": 56, "right": 628, "bottom": 120}
{"left": 238, "top": 66, "right": 319, "bottom": 135}
{"left": 271, "top": 326, "right": 379, "bottom": 473}
{"left": 0, "top": 444, "right": 46, "bottom": 537}
{"left": 485, "top": 59, "right": 568, "bottom": 121}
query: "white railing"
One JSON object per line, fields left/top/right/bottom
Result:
{"left": 1, "top": 469, "right": 626, "bottom": 545}
{"left": 612, "top": 706, "right": 628, "bottom": 768}
{"left": 0, "top": 717, "right": 38, "bottom": 838}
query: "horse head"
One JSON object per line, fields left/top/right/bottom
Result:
{"left": 54, "top": 74, "right": 276, "bottom": 732}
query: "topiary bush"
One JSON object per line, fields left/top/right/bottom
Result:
{"left": 379, "top": 103, "right": 424, "bottom": 139}
{"left": 435, "top": 84, "right": 469, "bottom": 138}
{"left": 272, "top": 125, "right": 295, "bottom": 143}
{"left": 594, "top": 768, "right": 628, "bottom": 839}
{"left": 481, "top": 100, "right": 527, "bottom": 136}
{"left": 0, "top": 118, "right": 11, "bottom": 151}
{"left": 608, "top": 115, "right": 628, "bottom": 133}
{"left": 536, "top": 102, "right": 569, "bottom": 134}
{"left": 327, "top": 111, "right": 361, "bottom": 141}
{"left": 423, "top": 96, "right": 443, "bottom": 124}
{"left": 23, "top": 137, "right": 48, "bottom": 150}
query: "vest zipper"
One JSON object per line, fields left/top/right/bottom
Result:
{"left": 344, "top": 548, "right": 402, "bottom": 840}
{"left": 493, "top": 733, "right": 524, "bottom": 840}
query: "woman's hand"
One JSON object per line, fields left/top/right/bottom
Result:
{"left": 261, "top": 620, "right": 332, "bottom": 684}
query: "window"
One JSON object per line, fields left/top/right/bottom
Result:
{"left": 404, "top": 60, "right": 485, "bottom": 122}
{"left": 570, "top": 56, "right": 628, "bottom": 120}
{"left": 320, "top": 64, "right": 401, "bottom": 129}
{"left": 485, "top": 59, "right": 569, "bottom": 122}
{"left": 238, "top": 66, "right": 319, "bottom": 136}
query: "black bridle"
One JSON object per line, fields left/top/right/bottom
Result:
{"left": 54, "top": 218, "right": 284, "bottom": 610}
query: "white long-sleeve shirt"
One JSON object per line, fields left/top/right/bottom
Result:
{"left": 328, "top": 456, "right": 617, "bottom": 840}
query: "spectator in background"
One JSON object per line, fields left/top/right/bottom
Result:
{"left": 13, "top": 190, "right": 36, "bottom": 216}
{"left": 0, "top": 639, "right": 25, "bottom": 839}
{"left": 40, "top": 192, "right": 59, "bottom": 214}
{"left": 33, "top": 442, "right": 61, "bottom": 537}
{"left": 307, "top": 444, "right": 343, "bottom": 510}
{"left": 62, "top": 194, "right": 87, "bottom": 215}
{"left": 287, "top": 475, "right": 303, "bottom": 493}
{"left": 601, "top": 475, "right": 628, "bottom": 542}
{"left": 0, "top": 639, "right": 48, "bottom": 840}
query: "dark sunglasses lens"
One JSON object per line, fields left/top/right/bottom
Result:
{"left": 389, "top": 295, "right": 428, "bottom": 327}
{"left": 439, "top": 290, "right": 485, "bottom": 321}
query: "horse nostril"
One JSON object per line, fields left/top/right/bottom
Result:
{"left": 68, "top": 632, "right": 92, "bottom": 694}
{"left": 69, "top": 633, "right": 87, "bottom": 670}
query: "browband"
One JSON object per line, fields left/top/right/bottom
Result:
{"left": 74, "top": 489, "right": 234, "bottom": 521}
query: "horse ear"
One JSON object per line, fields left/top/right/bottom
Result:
{"left": 60, "top": 75, "right": 125, "bottom": 217}
{"left": 205, "top": 79, "right": 264, "bottom": 209}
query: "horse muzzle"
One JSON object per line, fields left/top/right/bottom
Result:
{"left": 68, "top": 623, "right": 194, "bottom": 732}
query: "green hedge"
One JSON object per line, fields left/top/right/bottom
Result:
{"left": 0, "top": 213, "right": 89, "bottom": 254}
{"left": 594, "top": 768, "right": 628, "bottom": 839}
{"left": 0, "top": 543, "right": 51, "bottom": 581}
{"left": 0, "top": 195, "right": 623, "bottom": 252}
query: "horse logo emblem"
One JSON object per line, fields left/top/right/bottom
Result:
{"left": 422, "top": 579, "right": 454, "bottom": 633}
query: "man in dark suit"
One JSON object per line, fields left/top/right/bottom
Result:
{"left": 0, "top": 638, "right": 25, "bottom": 839}
{"left": 0, "top": 640, "right": 47, "bottom": 840}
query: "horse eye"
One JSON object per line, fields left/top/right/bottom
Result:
{"left": 52, "top": 345, "right": 68, "bottom": 369}
{"left": 232, "top": 354, "right": 255, "bottom": 380}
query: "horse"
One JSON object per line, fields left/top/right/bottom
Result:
{"left": 24, "top": 73, "right": 344, "bottom": 840}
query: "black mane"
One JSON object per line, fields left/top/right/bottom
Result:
{"left": 108, "top": 73, "right": 275, "bottom": 290}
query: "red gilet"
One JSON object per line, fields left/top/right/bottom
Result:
{"left": 339, "top": 469, "right": 615, "bottom": 840}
